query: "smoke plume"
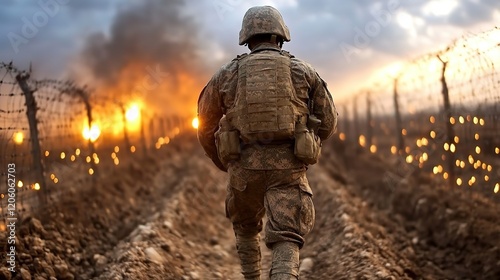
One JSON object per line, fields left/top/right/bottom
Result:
{"left": 80, "top": 0, "right": 206, "bottom": 118}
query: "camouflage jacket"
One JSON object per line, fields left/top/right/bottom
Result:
{"left": 197, "top": 43, "right": 338, "bottom": 171}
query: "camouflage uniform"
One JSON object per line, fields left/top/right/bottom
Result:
{"left": 197, "top": 6, "right": 337, "bottom": 280}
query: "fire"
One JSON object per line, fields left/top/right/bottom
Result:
{"left": 13, "top": 132, "right": 24, "bottom": 144}
{"left": 192, "top": 117, "right": 199, "bottom": 129}
{"left": 126, "top": 103, "right": 141, "bottom": 122}
{"left": 83, "top": 123, "right": 101, "bottom": 142}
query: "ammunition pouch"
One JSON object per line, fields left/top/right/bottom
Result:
{"left": 294, "top": 116, "right": 321, "bottom": 165}
{"left": 215, "top": 125, "right": 241, "bottom": 167}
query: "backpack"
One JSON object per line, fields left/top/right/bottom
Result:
{"left": 226, "top": 50, "right": 308, "bottom": 144}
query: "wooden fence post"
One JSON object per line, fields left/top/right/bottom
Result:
{"left": 140, "top": 109, "right": 147, "bottom": 155}
{"left": 119, "top": 103, "right": 131, "bottom": 152}
{"left": 352, "top": 95, "right": 359, "bottom": 144}
{"left": 366, "top": 91, "right": 373, "bottom": 148}
{"left": 438, "top": 55, "right": 455, "bottom": 187}
{"left": 393, "top": 77, "right": 405, "bottom": 154}
{"left": 16, "top": 73, "right": 47, "bottom": 203}
{"left": 80, "top": 90, "right": 98, "bottom": 179}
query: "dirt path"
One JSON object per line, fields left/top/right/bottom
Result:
{"left": 1, "top": 136, "right": 498, "bottom": 280}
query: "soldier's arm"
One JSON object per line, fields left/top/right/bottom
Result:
{"left": 310, "top": 73, "right": 338, "bottom": 140}
{"left": 197, "top": 75, "right": 227, "bottom": 172}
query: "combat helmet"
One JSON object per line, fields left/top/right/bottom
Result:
{"left": 239, "top": 6, "right": 291, "bottom": 45}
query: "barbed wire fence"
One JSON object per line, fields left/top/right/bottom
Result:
{"left": 0, "top": 63, "right": 191, "bottom": 230}
{"left": 337, "top": 27, "right": 500, "bottom": 198}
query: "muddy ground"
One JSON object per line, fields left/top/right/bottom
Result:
{"left": 1, "top": 133, "right": 499, "bottom": 280}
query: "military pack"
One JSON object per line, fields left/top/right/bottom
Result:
{"left": 226, "top": 50, "right": 308, "bottom": 144}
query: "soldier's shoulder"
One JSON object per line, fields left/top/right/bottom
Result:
{"left": 233, "top": 53, "right": 249, "bottom": 61}
{"left": 211, "top": 56, "right": 242, "bottom": 80}
{"left": 289, "top": 55, "right": 316, "bottom": 72}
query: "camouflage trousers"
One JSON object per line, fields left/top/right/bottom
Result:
{"left": 225, "top": 163, "right": 315, "bottom": 248}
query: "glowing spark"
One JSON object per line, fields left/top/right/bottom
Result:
{"left": 406, "top": 155, "right": 413, "bottom": 164}
{"left": 359, "top": 135, "right": 366, "bottom": 147}
{"left": 391, "top": 146, "right": 397, "bottom": 154}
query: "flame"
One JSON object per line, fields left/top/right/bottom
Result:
{"left": 126, "top": 103, "right": 141, "bottom": 122}
{"left": 192, "top": 117, "right": 199, "bottom": 129}
{"left": 13, "top": 132, "right": 24, "bottom": 144}
{"left": 83, "top": 123, "right": 101, "bottom": 142}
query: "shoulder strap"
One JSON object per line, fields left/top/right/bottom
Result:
{"left": 233, "top": 53, "right": 248, "bottom": 61}
{"left": 286, "top": 54, "right": 309, "bottom": 116}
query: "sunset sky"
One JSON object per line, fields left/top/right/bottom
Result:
{"left": 1, "top": 0, "right": 499, "bottom": 100}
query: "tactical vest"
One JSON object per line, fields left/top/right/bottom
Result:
{"left": 226, "top": 50, "right": 308, "bottom": 144}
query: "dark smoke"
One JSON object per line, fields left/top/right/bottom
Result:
{"left": 83, "top": 0, "right": 201, "bottom": 81}
{"left": 80, "top": 0, "right": 206, "bottom": 116}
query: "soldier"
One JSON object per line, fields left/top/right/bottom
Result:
{"left": 197, "top": 5, "right": 337, "bottom": 280}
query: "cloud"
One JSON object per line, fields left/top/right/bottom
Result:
{"left": 0, "top": 0, "right": 498, "bottom": 96}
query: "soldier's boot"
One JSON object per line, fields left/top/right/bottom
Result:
{"left": 269, "top": 241, "right": 300, "bottom": 280}
{"left": 236, "top": 233, "right": 262, "bottom": 280}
